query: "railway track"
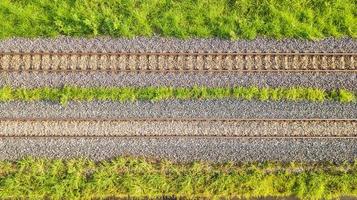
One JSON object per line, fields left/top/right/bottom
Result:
{"left": 0, "top": 52, "right": 355, "bottom": 71}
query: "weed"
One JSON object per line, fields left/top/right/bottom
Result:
{"left": 259, "top": 88, "right": 270, "bottom": 101}
{"left": 306, "top": 88, "right": 326, "bottom": 102}
{"left": 338, "top": 89, "right": 356, "bottom": 103}
{"left": 0, "top": 0, "right": 355, "bottom": 39}
{"left": 0, "top": 86, "right": 12, "bottom": 101}
{"left": 0, "top": 86, "right": 354, "bottom": 104}
{"left": 0, "top": 157, "right": 356, "bottom": 199}
{"left": 175, "top": 87, "right": 192, "bottom": 100}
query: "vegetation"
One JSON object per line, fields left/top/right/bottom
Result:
{"left": 0, "top": 157, "right": 356, "bottom": 199}
{"left": 0, "top": 0, "right": 355, "bottom": 39}
{"left": 0, "top": 86, "right": 355, "bottom": 105}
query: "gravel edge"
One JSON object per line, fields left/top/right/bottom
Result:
{"left": 0, "top": 100, "right": 356, "bottom": 119}
{"left": 1, "top": 137, "right": 355, "bottom": 162}
{"left": 1, "top": 72, "right": 356, "bottom": 90}
{"left": 0, "top": 37, "right": 356, "bottom": 53}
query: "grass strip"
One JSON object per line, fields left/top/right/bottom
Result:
{"left": 0, "top": 0, "right": 355, "bottom": 39}
{"left": 0, "top": 86, "right": 355, "bottom": 105}
{"left": 0, "top": 157, "right": 356, "bottom": 199}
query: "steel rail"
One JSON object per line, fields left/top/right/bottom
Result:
{"left": 2, "top": 69, "right": 357, "bottom": 73}
{"left": 0, "top": 118, "right": 355, "bottom": 122}
{"left": 0, "top": 52, "right": 356, "bottom": 56}
{"left": 1, "top": 135, "right": 356, "bottom": 139}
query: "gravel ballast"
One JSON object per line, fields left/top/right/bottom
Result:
{"left": 0, "top": 100, "right": 356, "bottom": 119}
{"left": 1, "top": 120, "right": 356, "bottom": 137}
{"left": 0, "top": 37, "right": 355, "bottom": 53}
{"left": 1, "top": 72, "right": 356, "bottom": 90}
{"left": 0, "top": 137, "right": 355, "bottom": 162}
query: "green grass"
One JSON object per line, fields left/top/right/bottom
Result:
{"left": 0, "top": 0, "right": 355, "bottom": 39}
{"left": 0, "top": 157, "right": 356, "bottom": 199}
{"left": 0, "top": 86, "right": 355, "bottom": 105}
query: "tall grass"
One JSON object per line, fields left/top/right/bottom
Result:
{"left": 0, "top": 0, "right": 355, "bottom": 39}
{"left": 0, "top": 86, "right": 355, "bottom": 105}
{"left": 0, "top": 157, "right": 356, "bottom": 199}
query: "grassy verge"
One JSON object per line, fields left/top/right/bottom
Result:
{"left": 0, "top": 0, "right": 355, "bottom": 39}
{"left": 0, "top": 86, "right": 355, "bottom": 105}
{"left": 0, "top": 157, "right": 356, "bottom": 199}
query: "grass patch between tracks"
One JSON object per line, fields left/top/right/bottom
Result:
{"left": 0, "top": 157, "right": 356, "bottom": 199}
{"left": 0, "top": 0, "right": 355, "bottom": 39}
{"left": 0, "top": 86, "right": 355, "bottom": 105}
